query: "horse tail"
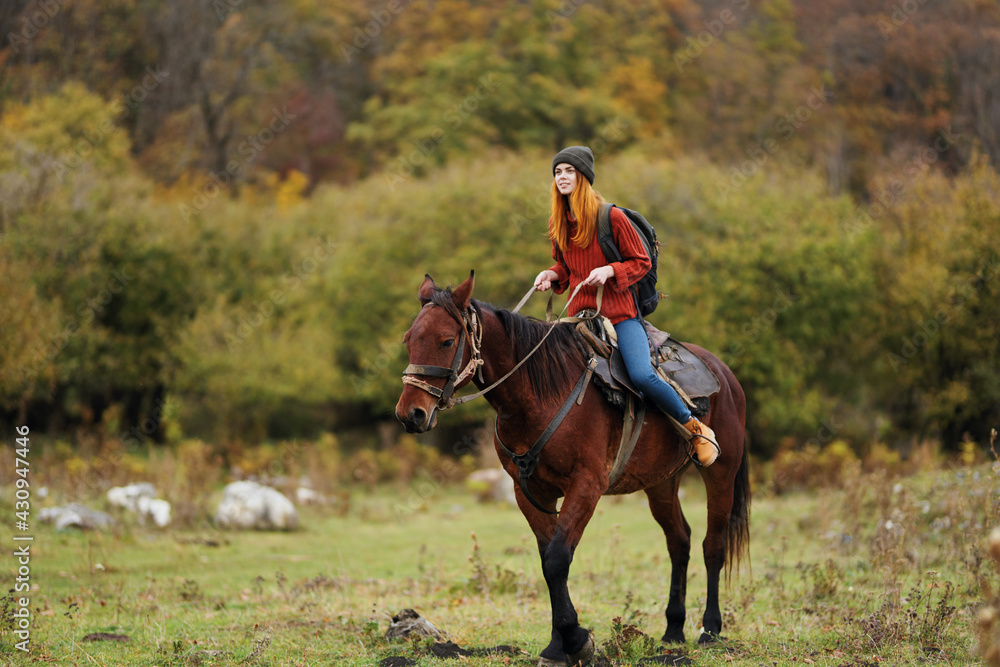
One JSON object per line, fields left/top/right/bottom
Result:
{"left": 725, "top": 434, "right": 751, "bottom": 582}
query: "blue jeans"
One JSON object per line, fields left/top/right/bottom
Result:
{"left": 613, "top": 316, "right": 692, "bottom": 423}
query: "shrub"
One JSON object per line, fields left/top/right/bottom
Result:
{"left": 771, "top": 439, "right": 860, "bottom": 493}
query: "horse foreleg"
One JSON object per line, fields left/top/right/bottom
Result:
{"left": 516, "top": 480, "right": 600, "bottom": 666}
{"left": 514, "top": 490, "right": 573, "bottom": 665}
{"left": 539, "top": 530, "right": 594, "bottom": 666}
{"left": 645, "top": 477, "right": 691, "bottom": 644}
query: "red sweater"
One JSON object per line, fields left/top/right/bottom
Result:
{"left": 547, "top": 207, "right": 652, "bottom": 324}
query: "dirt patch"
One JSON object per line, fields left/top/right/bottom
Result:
{"left": 429, "top": 642, "right": 520, "bottom": 658}
{"left": 430, "top": 642, "right": 470, "bottom": 658}
{"left": 378, "top": 658, "right": 417, "bottom": 667}
{"left": 81, "top": 632, "right": 131, "bottom": 642}
{"left": 382, "top": 642, "right": 521, "bottom": 663}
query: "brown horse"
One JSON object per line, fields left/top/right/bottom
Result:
{"left": 395, "top": 273, "right": 750, "bottom": 666}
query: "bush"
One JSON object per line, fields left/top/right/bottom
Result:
{"left": 771, "top": 439, "right": 860, "bottom": 493}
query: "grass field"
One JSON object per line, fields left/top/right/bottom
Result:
{"left": 1, "top": 459, "right": 998, "bottom": 666}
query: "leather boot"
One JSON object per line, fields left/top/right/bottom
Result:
{"left": 683, "top": 417, "right": 719, "bottom": 467}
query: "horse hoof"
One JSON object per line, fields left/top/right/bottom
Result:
{"left": 661, "top": 629, "right": 686, "bottom": 644}
{"left": 697, "top": 631, "right": 723, "bottom": 645}
{"left": 567, "top": 634, "right": 595, "bottom": 665}
{"left": 537, "top": 656, "right": 568, "bottom": 667}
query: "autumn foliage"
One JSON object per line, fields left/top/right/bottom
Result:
{"left": 1, "top": 0, "right": 998, "bottom": 456}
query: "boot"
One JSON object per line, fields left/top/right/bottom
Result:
{"left": 683, "top": 417, "right": 719, "bottom": 467}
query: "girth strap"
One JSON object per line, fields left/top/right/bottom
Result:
{"left": 607, "top": 394, "right": 646, "bottom": 489}
{"left": 495, "top": 366, "right": 593, "bottom": 515}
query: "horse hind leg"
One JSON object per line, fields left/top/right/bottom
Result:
{"left": 698, "top": 467, "right": 742, "bottom": 644}
{"left": 697, "top": 422, "right": 750, "bottom": 644}
{"left": 645, "top": 477, "right": 691, "bottom": 644}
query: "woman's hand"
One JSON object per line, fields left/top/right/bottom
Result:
{"left": 582, "top": 265, "right": 615, "bottom": 287}
{"left": 534, "top": 270, "right": 559, "bottom": 292}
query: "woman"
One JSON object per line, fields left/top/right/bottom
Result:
{"left": 533, "top": 146, "right": 719, "bottom": 466}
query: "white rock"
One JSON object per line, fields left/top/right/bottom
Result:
{"left": 38, "top": 503, "right": 115, "bottom": 531}
{"left": 107, "top": 483, "right": 157, "bottom": 511}
{"left": 296, "top": 486, "right": 324, "bottom": 505}
{"left": 107, "top": 483, "right": 171, "bottom": 527}
{"left": 215, "top": 481, "right": 299, "bottom": 530}
{"left": 137, "top": 497, "right": 172, "bottom": 528}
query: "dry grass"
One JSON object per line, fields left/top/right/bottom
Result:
{"left": 1, "top": 431, "right": 998, "bottom": 665}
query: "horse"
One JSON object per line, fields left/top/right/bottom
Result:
{"left": 395, "top": 272, "right": 750, "bottom": 666}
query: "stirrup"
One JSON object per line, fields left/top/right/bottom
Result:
{"left": 667, "top": 415, "right": 722, "bottom": 468}
{"left": 673, "top": 417, "right": 719, "bottom": 468}
{"left": 690, "top": 434, "right": 721, "bottom": 468}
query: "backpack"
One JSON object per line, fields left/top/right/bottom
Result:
{"left": 597, "top": 202, "right": 661, "bottom": 317}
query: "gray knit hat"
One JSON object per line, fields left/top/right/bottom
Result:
{"left": 552, "top": 146, "right": 595, "bottom": 185}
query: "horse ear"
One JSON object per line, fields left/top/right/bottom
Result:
{"left": 418, "top": 274, "right": 436, "bottom": 304}
{"left": 452, "top": 270, "right": 475, "bottom": 310}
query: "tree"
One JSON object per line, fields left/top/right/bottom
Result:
{"left": 0, "top": 84, "right": 199, "bottom": 434}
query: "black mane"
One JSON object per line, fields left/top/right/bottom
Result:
{"left": 426, "top": 286, "right": 588, "bottom": 401}
{"left": 481, "top": 300, "right": 588, "bottom": 400}
{"left": 428, "top": 286, "right": 466, "bottom": 323}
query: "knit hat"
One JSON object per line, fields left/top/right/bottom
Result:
{"left": 552, "top": 146, "right": 595, "bottom": 185}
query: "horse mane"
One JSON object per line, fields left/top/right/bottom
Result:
{"left": 480, "top": 301, "right": 588, "bottom": 401}
{"left": 427, "top": 286, "right": 588, "bottom": 402}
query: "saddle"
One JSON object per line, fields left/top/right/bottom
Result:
{"left": 565, "top": 312, "right": 722, "bottom": 487}
{"left": 573, "top": 313, "right": 720, "bottom": 418}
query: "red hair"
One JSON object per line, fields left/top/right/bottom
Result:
{"left": 548, "top": 177, "right": 605, "bottom": 251}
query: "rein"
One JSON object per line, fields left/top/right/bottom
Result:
{"left": 402, "top": 283, "right": 602, "bottom": 410}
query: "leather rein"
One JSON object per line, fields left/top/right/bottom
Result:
{"left": 402, "top": 283, "right": 598, "bottom": 409}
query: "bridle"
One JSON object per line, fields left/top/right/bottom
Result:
{"left": 401, "top": 302, "right": 485, "bottom": 411}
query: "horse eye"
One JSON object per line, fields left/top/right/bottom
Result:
{"left": 441, "top": 339, "right": 455, "bottom": 349}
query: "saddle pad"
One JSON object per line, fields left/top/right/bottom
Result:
{"left": 654, "top": 336, "right": 722, "bottom": 399}
{"left": 591, "top": 331, "right": 720, "bottom": 405}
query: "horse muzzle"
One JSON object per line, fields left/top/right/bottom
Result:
{"left": 396, "top": 403, "right": 438, "bottom": 433}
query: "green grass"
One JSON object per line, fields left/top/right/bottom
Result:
{"left": 1, "top": 462, "right": 997, "bottom": 666}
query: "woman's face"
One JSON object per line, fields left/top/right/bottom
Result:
{"left": 554, "top": 163, "right": 578, "bottom": 196}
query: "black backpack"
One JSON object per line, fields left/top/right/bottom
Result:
{"left": 597, "top": 202, "right": 661, "bottom": 317}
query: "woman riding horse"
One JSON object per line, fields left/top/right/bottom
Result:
{"left": 396, "top": 152, "right": 750, "bottom": 665}
{"left": 534, "top": 146, "right": 719, "bottom": 466}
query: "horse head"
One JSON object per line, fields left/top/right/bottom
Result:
{"left": 395, "top": 271, "right": 480, "bottom": 433}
